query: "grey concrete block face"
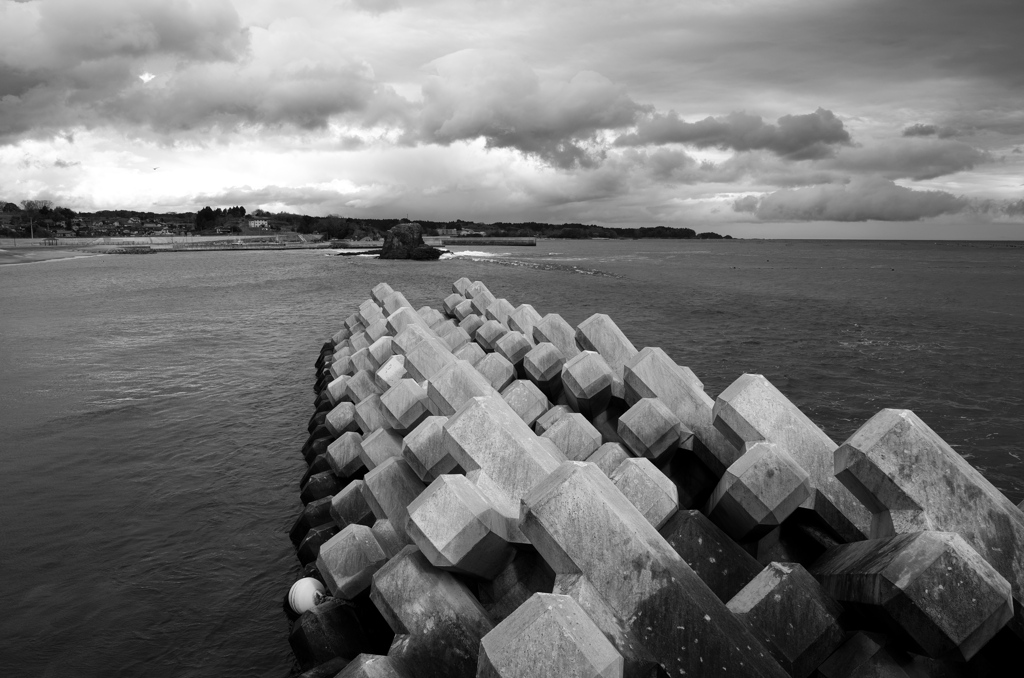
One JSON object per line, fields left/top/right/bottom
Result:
{"left": 706, "top": 441, "right": 812, "bottom": 542}
{"left": 359, "top": 429, "right": 404, "bottom": 470}
{"left": 812, "top": 531, "right": 1014, "bottom": 662}
{"left": 402, "top": 336, "right": 456, "bottom": 383}
{"left": 520, "top": 461, "right": 789, "bottom": 678}
{"left": 480, "top": 550, "right": 556, "bottom": 625}
{"left": 458, "top": 313, "right": 484, "bottom": 338}
{"left": 330, "top": 480, "right": 376, "bottom": 530}
{"left": 623, "top": 347, "right": 729, "bottom": 465}
{"left": 327, "top": 431, "right": 367, "bottom": 478}
{"left": 727, "top": 562, "right": 846, "bottom": 678}
{"left": 365, "top": 317, "right": 391, "bottom": 344}
{"left": 471, "top": 289, "right": 498, "bottom": 316}
{"left": 586, "top": 442, "right": 631, "bottom": 477}
{"left": 371, "top": 518, "right": 406, "bottom": 558}
{"left": 426, "top": 359, "right": 495, "bottom": 416}
{"left": 326, "top": 401, "right": 359, "bottom": 437}
{"left": 814, "top": 632, "right": 910, "bottom": 678}
{"left": 835, "top": 408, "right": 1024, "bottom": 621}
{"left": 368, "top": 336, "right": 395, "bottom": 371}
{"left": 542, "top": 412, "right": 602, "bottom": 461}
{"left": 386, "top": 307, "right": 430, "bottom": 338}
{"left": 359, "top": 300, "right": 386, "bottom": 328}
{"left": 381, "top": 290, "right": 413, "bottom": 316}
{"left": 372, "top": 282, "right": 395, "bottom": 305}
{"left": 617, "top": 397, "right": 689, "bottom": 463}
{"left": 485, "top": 298, "right": 516, "bottom": 326}
{"left": 402, "top": 415, "right": 455, "bottom": 482}
{"left": 317, "top": 524, "right": 390, "bottom": 599}
{"left": 439, "top": 326, "right": 471, "bottom": 352}
{"left": 575, "top": 313, "right": 637, "bottom": 398}
{"left": 523, "top": 342, "right": 565, "bottom": 395}
{"left": 443, "top": 293, "right": 466, "bottom": 317}
{"left": 477, "top": 593, "right": 624, "bottom": 678}
{"left": 452, "top": 277, "right": 472, "bottom": 296}
{"left": 326, "top": 374, "right": 351, "bottom": 405}
{"left": 452, "top": 341, "right": 485, "bottom": 365}
{"left": 714, "top": 373, "right": 871, "bottom": 543}
{"left": 561, "top": 350, "right": 614, "bottom": 418}
{"left": 533, "top": 313, "right": 581, "bottom": 359}
{"left": 416, "top": 306, "right": 445, "bottom": 328}
{"left": 494, "top": 330, "right": 532, "bottom": 370}
{"left": 609, "top": 457, "right": 679, "bottom": 529}
{"left": 331, "top": 354, "right": 355, "bottom": 380}
{"left": 345, "top": 370, "right": 383, "bottom": 405}
{"left": 507, "top": 304, "right": 542, "bottom": 343}
{"left": 354, "top": 394, "right": 389, "bottom": 434}
{"left": 392, "top": 324, "right": 434, "bottom": 357}
{"left": 658, "top": 510, "right": 762, "bottom": 603}
{"left": 475, "top": 319, "right": 509, "bottom": 352}
{"left": 475, "top": 353, "right": 516, "bottom": 392}
{"left": 361, "top": 458, "right": 426, "bottom": 542}
{"left": 534, "top": 404, "right": 571, "bottom": 435}
{"left": 501, "top": 380, "right": 551, "bottom": 428}
{"left": 349, "top": 331, "right": 371, "bottom": 353}
{"left": 375, "top": 355, "right": 407, "bottom": 391}
{"left": 336, "top": 654, "right": 410, "bottom": 678}
{"left": 351, "top": 347, "right": 376, "bottom": 374}
{"left": 453, "top": 298, "right": 475, "bottom": 322}
{"left": 405, "top": 474, "right": 515, "bottom": 579}
{"left": 380, "top": 379, "right": 429, "bottom": 433}
{"left": 466, "top": 280, "right": 491, "bottom": 299}
{"left": 370, "top": 546, "right": 493, "bottom": 678}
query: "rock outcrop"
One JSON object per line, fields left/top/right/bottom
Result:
{"left": 379, "top": 223, "right": 443, "bottom": 260}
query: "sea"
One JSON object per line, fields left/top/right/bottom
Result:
{"left": 1, "top": 238, "right": 1022, "bottom": 677}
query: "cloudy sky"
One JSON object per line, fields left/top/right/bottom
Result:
{"left": 2, "top": 0, "right": 1023, "bottom": 237}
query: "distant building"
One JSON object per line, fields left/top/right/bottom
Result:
{"left": 249, "top": 218, "right": 269, "bottom": 228}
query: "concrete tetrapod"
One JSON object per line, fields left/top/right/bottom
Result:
{"left": 401, "top": 415, "right": 455, "bottom": 482}
{"left": 834, "top": 408, "right": 1024, "bottom": 637}
{"left": 575, "top": 313, "right": 638, "bottom": 400}
{"left": 507, "top": 304, "right": 541, "bottom": 343}
{"left": 608, "top": 457, "right": 679, "bottom": 530}
{"left": 494, "top": 331, "right": 532, "bottom": 375}
{"left": 327, "top": 432, "right": 367, "bottom": 479}
{"left": 617, "top": 397, "right": 690, "bottom": 464}
{"left": 533, "top": 313, "right": 581, "bottom": 359}
{"left": 336, "top": 654, "right": 411, "bottom": 678}
{"left": 359, "top": 429, "right": 404, "bottom": 470}
{"left": 425, "top": 359, "right": 494, "bottom": 417}
{"left": 405, "top": 474, "right": 515, "bottom": 579}
{"left": 586, "top": 442, "right": 631, "bottom": 477}
{"left": 477, "top": 593, "right": 624, "bottom": 678}
{"left": 541, "top": 412, "right": 603, "bottom": 461}
{"left": 561, "top": 351, "right": 614, "bottom": 419}
{"left": 380, "top": 379, "right": 430, "bottom": 434}
{"left": 370, "top": 546, "right": 493, "bottom": 678}
{"left": 705, "top": 441, "right": 812, "bottom": 542}
{"left": 727, "top": 562, "right": 846, "bottom": 678}
{"left": 520, "top": 460, "right": 790, "bottom": 678}
{"left": 811, "top": 531, "right": 1013, "bottom": 661}
{"left": 317, "top": 523, "right": 390, "bottom": 599}
{"left": 361, "top": 458, "right": 426, "bottom": 543}
{"left": 480, "top": 550, "right": 556, "bottom": 624}
{"left": 330, "top": 480, "right": 376, "bottom": 530}
{"left": 474, "top": 353, "right": 516, "bottom": 392}
{"left": 500, "top": 379, "right": 551, "bottom": 428}
{"left": 713, "top": 373, "right": 871, "bottom": 543}
{"left": 485, "top": 298, "right": 516, "bottom": 326}
{"left": 522, "top": 342, "right": 565, "bottom": 397}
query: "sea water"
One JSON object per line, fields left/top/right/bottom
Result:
{"left": 1, "top": 239, "right": 1022, "bottom": 677}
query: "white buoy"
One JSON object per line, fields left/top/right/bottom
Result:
{"left": 288, "top": 577, "right": 326, "bottom": 615}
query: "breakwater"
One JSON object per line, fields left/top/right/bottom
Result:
{"left": 287, "top": 277, "right": 1024, "bottom": 677}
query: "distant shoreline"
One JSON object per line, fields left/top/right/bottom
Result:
{"left": 0, "top": 248, "right": 106, "bottom": 267}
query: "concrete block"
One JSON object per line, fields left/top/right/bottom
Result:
{"left": 714, "top": 373, "right": 871, "bottom": 542}
{"left": 331, "top": 354, "right": 355, "bottom": 380}
{"left": 485, "top": 298, "right": 516, "bottom": 326}
{"left": 326, "top": 374, "right": 351, "bottom": 406}
{"left": 332, "top": 326, "right": 352, "bottom": 345}
{"left": 335, "top": 654, "right": 410, "bottom": 678}
{"left": 406, "top": 474, "right": 516, "bottom": 579}
{"left": 520, "top": 461, "right": 789, "bottom": 678}
{"left": 370, "top": 546, "right": 493, "bottom": 678}
{"left": 458, "top": 313, "right": 484, "bottom": 338}
{"left": 617, "top": 397, "right": 690, "bottom": 463}
{"left": 289, "top": 598, "right": 368, "bottom": 670}
{"left": 290, "top": 495, "right": 334, "bottom": 546}
{"left": 562, "top": 351, "right": 614, "bottom": 418}
{"left": 382, "top": 290, "right": 413, "bottom": 316}
{"left": 403, "top": 336, "right": 457, "bottom": 383}
{"left": 728, "top": 562, "right": 846, "bottom": 678}
{"left": 835, "top": 408, "right": 1024, "bottom": 630}
{"left": 359, "top": 429, "right": 404, "bottom": 470}
{"left": 471, "top": 289, "right": 497, "bottom": 316}
{"left": 533, "top": 313, "right": 581, "bottom": 359}
{"left": 466, "top": 280, "right": 491, "bottom": 298}
{"left": 368, "top": 336, "right": 395, "bottom": 371}
{"left": 705, "top": 441, "right": 812, "bottom": 542}
{"left": 386, "top": 307, "right": 430, "bottom": 337}
{"left": 494, "top": 331, "right": 532, "bottom": 373}
{"left": 375, "top": 355, "right": 407, "bottom": 391}
{"left": 812, "top": 531, "right": 1014, "bottom": 661}
{"left": 380, "top": 379, "right": 429, "bottom": 433}
{"left": 392, "top": 324, "right": 434, "bottom": 357}
{"left": 453, "top": 341, "right": 485, "bottom": 365}
{"left": 426, "top": 359, "right": 495, "bottom": 416}
{"left": 301, "top": 471, "right": 342, "bottom": 505}
{"left": 331, "top": 480, "right": 376, "bottom": 530}
{"left": 586, "top": 442, "right": 631, "bottom": 477}
{"left": 327, "top": 431, "right": 367, "bottom": 478}
{"left": 360, "top": 300, "right": 386, "bottom": 328}
{"left": 416, "top": 306, "right": 445, "bottom": 328}
{"left": 542, "top": 412, "right": 602, "bottom": 461}
{"left": 480, "top": 549, "right": 556, "bottom": 624}
{"left": 371, "top": 519, "right": 406, "bottom": 558}
{"left": 575, "top": 313, "right": 637, "bottom": 399}
{"left": 443, "top": 293, "right": 465, "bottom": 317}
{"left": 507, "top": 304, "right": 542, "bottom": 343}
{"left": 659, "top": 509, "right": 762, "bottom": 603}
{"left": 534, "top": 404, "right": 571, "bottom": 435}
{"left": 361, "top": 458, "right": 426, "bottom": 542}
{"left": 453, "top": 299, "right": 475, "bottom": 322}
{"left": 297, "top": 522, "right": 341, "bottom": 565}
{"left": 475, "top": 319, "right": 509, "bottom": 352}
{"left": 815, "top": 632, "right": 910, "bottom": 678}
{"left": 477, "top": 593, "right": 623, "bottom": 678}
{"left": 349, "top": 331, "right": 371, "bottom": 353}
{"left": 475, "top": 353, "right": 516, "bottom": 392}
{"left": 523, "top": 342, "right": 565, "bottom": 397}
{"left": 439, "top": 326, "right": 471, "bottom": 352}
{"left": 441, "top": 395, "right": 565, "bottom": 542}
{"left": 372, "top": 282, "right": 395, "bottom": 305}
{"left": 365, "top": 318, "right": 390, "bottom": 344}
{"left": 354, "top": 394, "right": 388, "bottom": 434}
{"left": 402, "top": 416, "right": 456, "bottom": 482}
{"left": 317, "top": 524, "right": 390, "bottom": 599}
{"left": 326, "top": 402, "right": 359, "bottom": 437}
{"left": 609, "top": 457, "right": 679, "bottom": 529}
{"left": 345, "top": 370, "right": 383, "bottom": 405}
{"left": 452, "top": 277, "right": 472, "bottom": 296}
{"left": 500, "top": 380, "right": 551, "bottom": 428}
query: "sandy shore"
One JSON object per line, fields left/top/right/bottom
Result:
{"left": 0, "top": 247, "right": 105, "bottom": 266}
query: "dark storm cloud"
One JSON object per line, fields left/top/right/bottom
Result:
{"left": 411, "top": 50, "right": 649, "bottom": 169}
{"left": 827, "top": 139, "right": 991, "bottom": 180}
{"left": 744, "top": 177, "right": 968, "bottom": 222}
{"left": 902, "top": 123, "right": 958, "bottom": 138}
{"left": 614, "top": 108, "right": 850, "bottom": 160}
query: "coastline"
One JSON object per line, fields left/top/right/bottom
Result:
{"left": 0, "top": 247, "right": 106, "bottom": 267}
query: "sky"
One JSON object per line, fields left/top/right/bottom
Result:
{"left": 1, "top": 0, "right": 1023, "bottom": 238}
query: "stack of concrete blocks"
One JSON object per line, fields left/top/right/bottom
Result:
{"left": 290, "top": 278, "right": 1024, "bottom": 678}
